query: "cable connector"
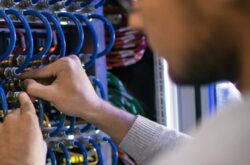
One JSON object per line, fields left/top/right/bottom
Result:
{"left": 4, "top": 67, "right": 19, "bottom": 79}
{"left": 0, "top": 0, "right": 15, "bottom": 8}
{"left": 6, "top": 91, "right": 20, "bottom": 103}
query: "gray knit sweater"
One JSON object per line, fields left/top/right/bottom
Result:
{"left": 120, "top": 95, "right": 250, "bottom": 165}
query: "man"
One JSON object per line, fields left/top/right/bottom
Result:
{"left": 1, "top": 0, "right": 250, "bottom": 164}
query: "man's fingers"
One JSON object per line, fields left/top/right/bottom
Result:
{"left": 18, "top": 62, "right": 57, "bottom": 80}
{"left": 19, "top": 55, "right": 81, "bottom": 80}
{"left": 18, "top": 92, "right": 36, "bottom": 114}
{"left": 10, "top": 108, "right": 21, "bottom": 116}
{"left": 23, "top": 79, "right": 54, "bottom": 102}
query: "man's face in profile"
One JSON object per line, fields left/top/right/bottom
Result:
{"left": 129, "top": 0, "right": 241, "bottom": 85}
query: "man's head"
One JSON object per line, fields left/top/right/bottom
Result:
{"left": 129, "top": 0, "right": 250, "bottom": 85}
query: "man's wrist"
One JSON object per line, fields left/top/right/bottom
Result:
{"left": 78, "top": 98, "right": 106, "bottom": 123}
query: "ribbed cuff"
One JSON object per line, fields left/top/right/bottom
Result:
{"left": 119, "top": 116, "right": 163, "bottom": 164}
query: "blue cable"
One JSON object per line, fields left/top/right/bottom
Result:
{"left": 38, "top": 99, "right": 44, "bottom": 129}
{"left": 48, "top": 0, "right": 60, "bottom": 5}
{"left": 74, "top": 140, "right": 88, "bottom": 165}
{"left": 84, "top": 137, "right": 104, "bottom": 165}
{"left": 0, "top": 85, "right": 8, "bottom": 118}
{"left": 65, "top": 116, "right": 75, "bottom": 135}
{"left": 59, "top": 143, "right": 71, "bottom": 165}
{"left": 87, "top": 14, "right": 115, "bottom": 58}
{"left": 89, "top": 76, "right": 107, "bottom": 100}
{"left": 74, "top": 14, "right": 98, "bottom": 69}
{"left": 41, "top": 12, "right": 66, "bottom": 58}
{"left": 0, "top": 10, "right": 16, "bottom": 61}
{"left": 208, "top": 84, "right": 217, "bottom": 117}
{"left": 65, "top": 0, "right": 74, "bottom": 6}
{"left": 23, "top": 10, "right": 53, "bottom": 61}
{"left": 50, "top": 113, "right": 66, "bottom": 137}
{"left": 94, "top": 0, "right": 105, "bottom": 9}
{"left": 13, "top": 0, "right": 22, "bottom": 3}
{"left": 81, "top": 76, "right": 106, "bottom": 134}
{"left": 32, "top": 0, "right": 41, "bottom": 5}
{"left": 57, "top": 12, "right": 84, "bottom": 55}
{"left": 47, "top": 148, "right": 57, "bottom": 165}
{"left": 5, "top": 9, "right": 33, "bottom": 74}
{"left": 80, "top": 0, "right": 93, "bottom": 8}
{"left": 81, "top": 123, "right": 92, "bottom": 133}
{"left": 103, "top": 137, "right": 118, "bottom": 165}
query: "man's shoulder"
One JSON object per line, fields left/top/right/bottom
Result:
{"left": 151, "top": 97, "right": 250, "bottom": 165}
{"left": 215, "top": 95, "right": 250, "bottom": 127}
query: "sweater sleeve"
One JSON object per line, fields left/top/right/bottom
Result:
{"left": 119, "top": 116, "right": 191, "bottom": 164}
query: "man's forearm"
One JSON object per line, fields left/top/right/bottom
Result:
{"left": 80, "top": 99, "right": 190, "bottom": 164}
{"left": 81, "top": 99, "right": 137, "bottom": 144}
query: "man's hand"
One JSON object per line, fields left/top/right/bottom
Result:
{"left": 0, "top": 92, "right": 47, "bottom": 165}
{"left": 20, "top": 55, "right": 102, "bottom": 119}
{"left": 20, "top": 55, "right": 136, "bottom": 144}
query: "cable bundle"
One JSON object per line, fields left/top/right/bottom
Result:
{"left": 107, "top": 72, "right": 145, "bottom": 116}
{"left": 104, "top": 5, "right": 147, "bottom": 69}
{"left": 107, "top": 27, "right": 147, "bottom": 69}
{"left": 46, "top": 136, "right": 118, "bottom": 165}
{"left": 0, "top": 0, "right": 118, "bottom": 164}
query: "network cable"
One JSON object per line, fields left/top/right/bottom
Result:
{"left": 66, "top": 116, "right": 76, "bottom": 135}
{"left": 47, "top": 147, "right": 57, "bottom": 165}
{"left": 59, "top": 143, "right": 72, "bottom": 165}
{"left": 87, "top": 14, "right": 115, "bottom": 58}
{"left": 23, "top": 10, "right": 53, "bottom": 61}
{"left": 74, "top": 140, "right": 89, "bottom": 165}
{"left": 80, "top": 0, "right": 93, "bottom": 8}
{"left": 41, "top": 11, "right": 66, "bottom": 58}
{"left": 48, "top": 0, "right": 60, "bottom": 5}
{"left": 50, "top": 112, "right": 66, "bottom": 137}
{"left": 5, "top": 9, "right": 33, "bottom": 74}
{"left": 103, "top": 137, "right": 118, "bottom": 165}
{"left": 74, "top": 13, "right": 98, "bottom": 69}
{"left": 107, "top": 72, "right": 145, "bottom": 115}
{"left": 0, "top": 10, "right": 16, "bottom": 61}
{"left": 84, "top": 137, "right": 104, "bottom": 165}
{"left": 89, "top": 76, "right": 107, "bottom": 100}
{"left": 32, "top": 0, "right": 40, "bottom": 5}
{"left": 57, "top": 12, "right": 84, "bottom": 55}
{"left": 0, "top": 85, "right": 8, "bottom": 118}
{"left": 94, "top": 0, "right": 105, "bottom": 9}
